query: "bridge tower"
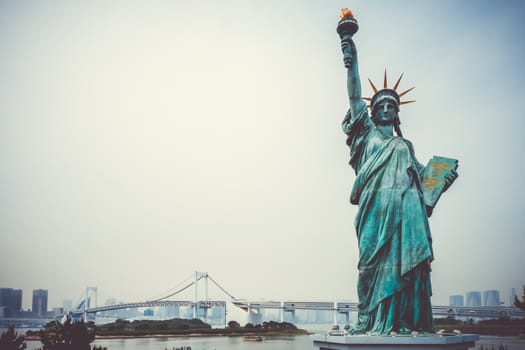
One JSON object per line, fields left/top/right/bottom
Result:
{"left": 193, "top": 271, "right": 209, "bottom": 321}
{"left": 83, "top": 287, "right": 97, "bottom": 322}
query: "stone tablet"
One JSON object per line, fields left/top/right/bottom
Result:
{"left": 422, "top": 156, "right": 459, "bottom": 208}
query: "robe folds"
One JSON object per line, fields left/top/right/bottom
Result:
{"left": 342, "top": 102, "right": 434, "bottom": 334}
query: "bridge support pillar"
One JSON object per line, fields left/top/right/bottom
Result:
{"left": 283, "top": 309, "right": 295, "bottom": 323}
{"left": 333, "top": 302, "right": 338, "bottom": 325}
{"left": 280, "top": 301, "right": 284, "bottom": 322}
{"left": 247, "top": 303, "right": 262, "bottom": 325}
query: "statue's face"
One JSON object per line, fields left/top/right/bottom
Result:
{"left": 373, "top": 100, "right": 398, "bottom": 125}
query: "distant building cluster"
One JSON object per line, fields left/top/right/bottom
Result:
{"left": 0, "top": 287, "right": 52, "bottom": 319}
{"left": 0, "top": 288, "right": 22, "bottom": 318}
{"left": 449, "top": 289, "right": 517, "bottom": 307}
{"left": 1, "top": 285, "right": 227, "bottom": 327}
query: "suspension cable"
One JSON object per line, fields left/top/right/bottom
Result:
{"left": 153, "top": 280, "right": 196, "bottom": 301}
{"left": 208, "top": 275, "right": 237, "bottom": 301}
{"left": 73, "top": 291, "right": 87, "bottom": 310}
{"left": 145, "top": 272, "right": 196, "bottom": 301}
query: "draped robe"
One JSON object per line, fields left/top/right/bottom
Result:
{"left": 342, "top": 101, "right": 434, "bottom": 334}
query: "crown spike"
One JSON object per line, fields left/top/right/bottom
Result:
{"left": 399, "top": 100, "right": 416, "bottom": 105}
{"left": 393, "top": 73, "right": 404, "bottom": 92}
{"left": 383, "top": 70, "right": 388, "bottom": 89}
{"left": 398, "top": 86, "right": 415, "bottom": 97}
{"left": 368, "top": 78, "right": 378, "bottom": 94}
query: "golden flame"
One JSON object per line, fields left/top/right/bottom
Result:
{"left": 340, "top": 8, "right": 354, "bottom": 20}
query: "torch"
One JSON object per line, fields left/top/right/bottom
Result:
{"left": 337, "top": 8, "right": 359, "bottom": 39}
{"left": 337, "top": 8, "right": 359, "bottom": 68}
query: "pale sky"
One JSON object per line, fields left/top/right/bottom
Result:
{"left": 1, "top": 0, "right": 524, "bottom": 319}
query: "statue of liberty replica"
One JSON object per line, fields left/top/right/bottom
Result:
{"left": 337, "top": 9, "right": 458, "bottom": 335}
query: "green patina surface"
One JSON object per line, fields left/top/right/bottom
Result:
{"left": 342, "top": 101, "right": 434, "bottom": 335}
{"left": 337, "top": 10, "right": 457, "bottom": 336}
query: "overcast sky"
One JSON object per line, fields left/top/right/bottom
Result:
{"left": 1, "top": 0, "right": 524, "bottom": 320}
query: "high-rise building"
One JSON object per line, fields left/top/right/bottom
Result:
{"left": 144, "top": 308, "right": 154, "bottom": 317}
{"left": 161, "top": 305, "right": 180, "bottom": 319}
{"left": 210, "top": 306, "right": 225, "bottom": 325}
{"left": 483, "top": 290, "right": 501, "bottom": 306}
{"left": 12, "top": 289, "right": 22, "bottom": 316}
{"left": 509, "top": 288, "right": 517, "bottom": 306}
{"left": 466, "top": 291, "right": 482, "bottom": 307}
{"left": 0, "top": 288, "right": 14, "bottom": 318}
{"left": 63, "top": 299, "right": 73, "bottom": 311}
{"left": 0, "top": 307, "right": 7, "bottom": 318}
{"left": 449, "top": 295, "right": 464, "bottom": 306}
{"left": 32, "top": 289, "right": 48, "bottom": 317}
{"left": 52, "top": 307, "right": 64, "bottom": 317}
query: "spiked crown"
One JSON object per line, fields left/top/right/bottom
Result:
{"left": 364, "top": 71, "right": 415, "bottom": 112}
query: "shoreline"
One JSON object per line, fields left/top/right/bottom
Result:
{"left": 25, "top": 330, "right": 310, "bottom": 341}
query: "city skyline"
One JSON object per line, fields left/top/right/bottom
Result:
{"left": 1, "top": 282, "right": 521, "bottom": 317}
{"left": 1, "top": 1, "right": 524, "bottom": 315}
{"left": 2, "top": 283, "right": 523, "bottom": 329}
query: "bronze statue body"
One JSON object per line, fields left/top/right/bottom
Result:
{"left": 337, "top": 10, "right": 457, "bottom": 335}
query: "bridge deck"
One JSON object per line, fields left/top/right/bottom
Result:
{"left": 68, "top": 299, "right": 525, "bottom": 319}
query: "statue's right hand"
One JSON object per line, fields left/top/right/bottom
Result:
{"left": 341, "top": 38, "right": 356, "bottom": 68}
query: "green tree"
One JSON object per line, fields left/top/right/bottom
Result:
{"left": 0, "top": 325, "right": 27, "bottom": 350}
{"left": 39, "top": 319, "right": 95, "bottom": 350}
{"left": 227, "top": 320, "right": 240, "bottom": 329}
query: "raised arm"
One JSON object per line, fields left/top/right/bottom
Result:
{"left": 341, "top": 39, "right": 361, "bottom": 100}
{"left": 340, "top": 37, "right": 369, "bottom": 133}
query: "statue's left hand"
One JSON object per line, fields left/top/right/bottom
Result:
{"left": 443, "top": 169, "right": 458, "bottom": 192}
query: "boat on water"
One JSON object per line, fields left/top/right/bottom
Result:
{"left": 242, "top": 336, "right": 264, "bottom": 342}
{"left": 328, "top": 324, "right": 348, "bottom": 336}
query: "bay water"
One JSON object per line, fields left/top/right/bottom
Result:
{"left": 25, "top": 334, "right": 315, "bottom": 350}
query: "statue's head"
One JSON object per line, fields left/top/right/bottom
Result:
{"left": 370, "top": 89, "right": 400, "bottom": 125}
{"left": 366, "top": 72, "right": 415, "bottom": 134}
